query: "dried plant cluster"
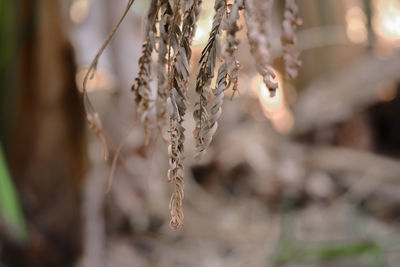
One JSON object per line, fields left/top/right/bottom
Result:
{"left": 82, "top": 0, "right": 301, "bottom": 229}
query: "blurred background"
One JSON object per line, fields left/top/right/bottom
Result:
{"left": 1, "top": 0, "right": 400, "bottom": 266}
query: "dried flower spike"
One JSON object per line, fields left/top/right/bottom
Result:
{"left": 281, "top": 0, "right": 302, "bottom": 79}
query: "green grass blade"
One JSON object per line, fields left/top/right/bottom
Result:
{"left": 0, "top": 144, "right": 28, "bottom": 242}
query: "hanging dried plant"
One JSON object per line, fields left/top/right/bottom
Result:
{"left": 167, "top": 0, "right": 202, "bottom": 230}
{"left": 155, "top": 0, "right": 173, "bottom": 131}
{"left": 244, "top": 0, "right": 278, "bottom": 97}
{"left": 81, "top": 0, "right": 303, "bottom": 230}
{"left": 131, "top": 0, "right": 160, "bottom": 139}
{"left": 167, "top": 98, "right": 185, "bottom": 229}
{"left": 222, "top": 0, "right": 243, "bottom": 99}
{"left": 193, "top": 0, "right": 226, "bottom": 159}
{"left": 281, "top": 0, "right": 302, "bottom": 79}
{"left": 207, "top": 62, "right": 228, "bottom": 143}
{"left": 188, "top": 0, "right": 203, "bottom": 42}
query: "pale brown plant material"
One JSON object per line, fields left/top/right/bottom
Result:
{"left": 167, "top": 0, "right": 202, "bottom": 230}
{"left": 207, "top": 62, "right": 229, "bottom": 143}
{"left": 81, "top": 0, "right": 302, "bottom": 230}
{"left": 281, "top": 0, "right": 302, "bottom": 79}
{"left": 244, "top": 0, "right": 278, "bottom": 97}
{"left": 131, "top": 0, "right": 160, "bottom": 140}
{"left": 156, "top": 0, "right": 172, "bottom": 131}
{"left": 193, "top": 0, "right": 226, "bottom": 159}
{"left": 222, "top": 0, "right": 243, "bottom": 99}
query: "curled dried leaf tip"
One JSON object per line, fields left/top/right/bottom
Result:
{"left": 165, "top": 0, "right": 185, "bottom": 230}
{"left": 169, "top": 176, "right": 184, "bottom": 229}
{"left": 167, "top": 125, "right": 185, "bottom": 230}
{"left": 206, "top": 62, "right": 229, "bottom": 146}
{"left": 167, "top": 95, "right": 185, "bottom": 230}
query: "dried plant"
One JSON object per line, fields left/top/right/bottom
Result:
{"left": 193, "top": 0, "right": 226, "bottom": 159}
{"left": 81, "top": 0, "right": 302, "bottom": 230}
{"left": 155, "top": 0, "right": 172, "bottom": 131}
{"left": 207, "top": 62, "right": 229, "bottom": 142}
{"left": 244, "top": 0, "right": 278, "bottom": 97}
{"left": 167, "top": 0, "right": 202, "bottom": 229}
{"left": 281, "top": 0, "right": 302, "bottom": 79}
{"left": 222, "top": 0, "right": 243, "bottom": 99}
{"left": 131, "top": 0, "right": 160, "bottom": 140}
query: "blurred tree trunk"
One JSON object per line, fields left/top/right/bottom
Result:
{"left": 3, "top": 0, "right": 87, "bottom": 266}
